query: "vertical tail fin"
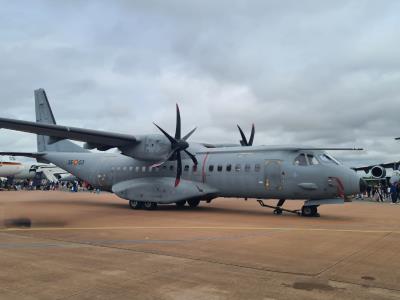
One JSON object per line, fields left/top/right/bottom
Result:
{"left": 35, "top": 89, "right": 89, "bottom": 153}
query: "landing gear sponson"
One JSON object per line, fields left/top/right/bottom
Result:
{"left": 257, "top": 199, "right": 320, "bottom": 217}
{"left": 129, "top": 199, "right": 201, "bottom": 210}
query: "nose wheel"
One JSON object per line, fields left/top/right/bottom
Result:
{"left": 301, "top": 205, "right": 320, "bottom": 217}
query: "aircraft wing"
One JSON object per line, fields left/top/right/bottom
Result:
{"left": 352, "top": 161, "right": 400, "bottom": 173}
{"left": 0, "top": 118, "right": 138, "bottom": 148}
{"left": 0, "top": 152, "right": 46, "bottom": 159}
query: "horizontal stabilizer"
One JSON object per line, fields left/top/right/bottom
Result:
{"left": 0, "top": 117, "right": 138, "bottom": 148}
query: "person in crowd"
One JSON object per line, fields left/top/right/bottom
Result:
{"left": 390, "top": 184, "right": 398, "bottom": 204}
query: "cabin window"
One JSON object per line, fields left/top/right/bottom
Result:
{"left": 244, "top": 164, "right": 251, "bottom": 172}
{"left": 235, "top": 164, "right": 241, "bottom": 172}
{"left": 117, "top": 167, "right": 121, "bottom": 171}
{"left": 129, "top": 166, "right": 133, "bottom": 171}
{"left": 294, "top": 154, "right": 308, "bottom": 166}
{"left": 123, "top": 166, "right": 127, "bottom": 171}
{"left": 209, "top": 165, "right": 214, "bottom": 172}
{"left": 226, "top": 164, "right": 232, "bottom": 172}
{"left": 135, "top": 166, "right": 140, "bottom": 172}
{"left": 112, "top": 167, "right": 115, "bottom": 171}
{"left": 192, "top": 165, "right": 197, "bottom": 172}
{"left": 254, "top": 164, "right": 260, "bottom": 172}
{"left": 169, "top": 165, "right": 174, "bottom": 171}
{"left": 162, "top": 165, "right": 167, "bottom": 171}
{"left": 142, "top": 166, "right": 146, "bottom": 172}
{"left": 307, "top": 154, "right": 319, "bottom": 165}
{"left": 217, "top": 165, "right": 223, "bottom": 172}
{"left": 184, "top": 165, "right": 189, "bottom": 172}
{"left": 155, "top": 166, "right": 160, "bottom": 172}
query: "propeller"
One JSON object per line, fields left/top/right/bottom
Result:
{"left": 153, "top": 104, "right": 198, "bottom": 187}
{"left": 237, "top": 124, "right": 255, "bottom": 146}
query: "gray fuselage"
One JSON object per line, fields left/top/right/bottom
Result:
{"left": 42, "top": 145, "right": 361, "bottom": 204}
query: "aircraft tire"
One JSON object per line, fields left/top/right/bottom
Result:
{"left": 129, "top": 200, "right": 143, "bottom": 210}
{"left": 188, "top": 199, "right": 200, "bottom": 208}
{"left": 144, "top": 201, "right": 158, "bottom": 210}
{"left": 301, "top": 205, "right": 318, "bottom": 217}
{"left": 176, "top": 200, "right": 186, "bottom": 208}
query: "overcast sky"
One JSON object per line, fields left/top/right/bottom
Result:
{"left": 0, "top": 0, "right": 400, "bottom": 167}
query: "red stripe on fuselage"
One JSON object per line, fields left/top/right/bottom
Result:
{"left": 331, "top": 176, "right": 345, "bottom": 198}
{"left": 202, "top": 152, "right": 209, "bottom": 183}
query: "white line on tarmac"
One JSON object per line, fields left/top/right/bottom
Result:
{"left": 1, "top": 226, "right": 399, "bottom": 234}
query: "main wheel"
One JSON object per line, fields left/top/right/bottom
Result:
{"left": 129, "top": 200, "right": 143, "bottom": 210}
{"left": 144, "top": 201, "right": 158, "bottom": 210}
{"left": 188, "top": 199, "right": 200, "bottom": 208}
{"left": 176, "top": 200, "right": 186, "bottom": 208}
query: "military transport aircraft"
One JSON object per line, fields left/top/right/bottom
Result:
{"left": 0, "top": 89, "right": 365, "bottom": 217}
{"left": 353, "top": 138, "right": 400, "bottom": 186}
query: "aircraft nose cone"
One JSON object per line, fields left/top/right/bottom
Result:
{"left": 359, "top": 178, "right": 367, "bottom": 194}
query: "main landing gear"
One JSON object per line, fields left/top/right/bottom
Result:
{"left": 257, "top": 200, "right": 320, "bottom": 217}
{"left": 129, "top": 200, "right": 157, "bottom": 210}
{"left": 129, "top": 200, "right": 143, "bottom": 210}
{"left": 129, "top": 200, "right": 200, "bottom": 210}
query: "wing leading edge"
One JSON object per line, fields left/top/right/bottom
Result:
{"left": 0, "top": 118, "right": 138, "bottom": 148}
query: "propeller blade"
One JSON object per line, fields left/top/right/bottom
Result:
{"left": 248, "top": 123, "right": 255, "bottom": 146}
{"left": 153, "top": 122, "right": 177, "bottom": 145}
{"left": 175, "top": 104, "right": 181, "bottom": 140}
{"left": 184, "top": 150, "right": 198, "bottom": 166}
{"left": 151, "top": 149, "right": 177, "bottom": 168}
{"left": 182, "top": 127, "right": 197, "bottom": 141}
{"left": 237, "top": 125, "right": 248, "bottom": 146}
{"left": 175, "top": 151, "right": 182, "bottom": 187}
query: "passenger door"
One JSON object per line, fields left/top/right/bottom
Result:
{"left": 264, "top": 160, "right": 283, "bottom": 192}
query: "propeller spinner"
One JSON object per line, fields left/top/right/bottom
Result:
{"left": 153, "top": 104, "right": 197, "bottom": 187}
{"left": 237, "top": 124, "right": 255, "bottom": 146}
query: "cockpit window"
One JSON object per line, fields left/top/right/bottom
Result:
{"left": 318, "top": 154, "right": 340, "bottom": 165}
{"left": 307, "top": 154, "right": 319, "bottom": 165}
{"left": 294, "top": 154, "right": 308, "bottom": 166}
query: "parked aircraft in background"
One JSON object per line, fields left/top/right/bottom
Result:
{"left": 0, "top": 155, "right": 74, "bottom": 182}
{"left": 352, "top": 137, "right": 400, "bottom": 185}
{"left": 353, "top": 162, "right": 400, "bottom": 186}
{"left": 0, "top": 89, "right": 365, "bottom": 217}
{"left": 0, "top": 156, "right": 37, "bottom": 180}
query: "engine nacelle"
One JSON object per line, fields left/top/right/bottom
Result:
{"left": 371, "top": 166, "right": 386, "bottom": 179}
{"left": 119, "top": 134, "right": 171, "bottom": 162}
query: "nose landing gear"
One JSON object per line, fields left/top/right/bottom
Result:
{"left": 301, "top": 205, "right": 320, "bottom": 217}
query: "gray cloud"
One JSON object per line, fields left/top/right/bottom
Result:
{"left": 0, "top": 0, "right": 400, "bottom": 166}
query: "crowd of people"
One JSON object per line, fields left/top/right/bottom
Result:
{"left": 0, "top": 178, "right": 98, "bottom": 193}
{"left": 359, "top": 182, "right": 400, "bottom": 204}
